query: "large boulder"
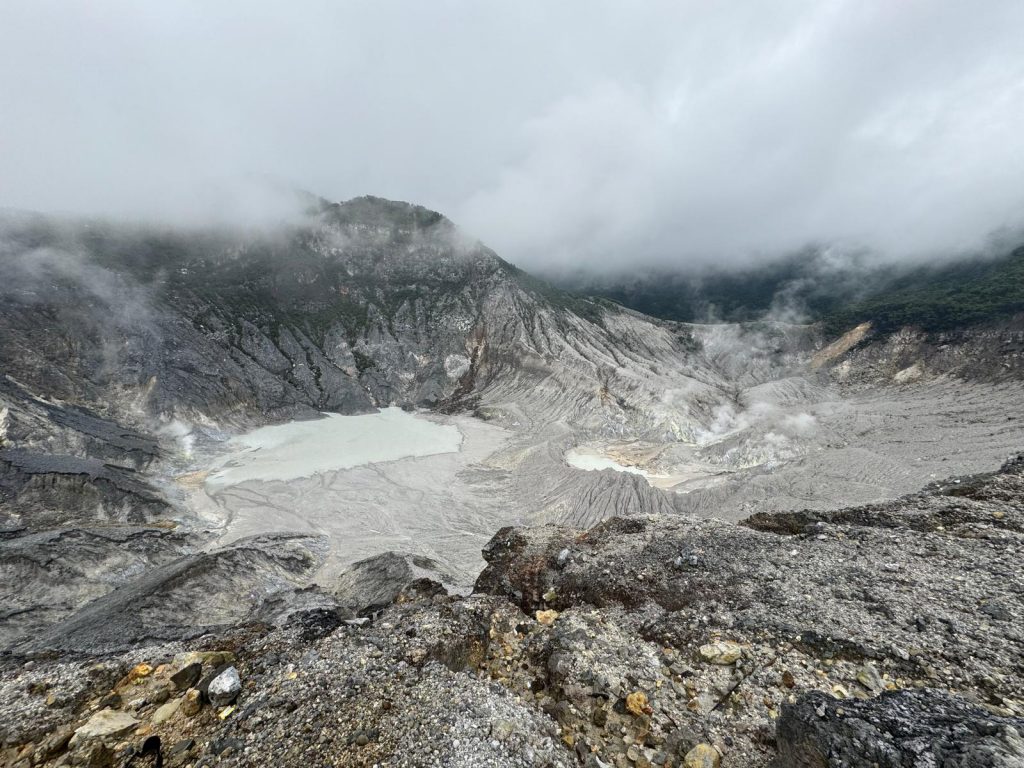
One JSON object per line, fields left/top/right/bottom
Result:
{"left": 332, "top": 551, "right": 451, "bottom": 615}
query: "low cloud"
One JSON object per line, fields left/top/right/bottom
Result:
{"left": 2, "top": 2, "right": 1023, "bottom": 270}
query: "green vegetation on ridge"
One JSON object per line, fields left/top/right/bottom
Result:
{"left": 822, "top": 246, "right": 1024, "bottom": 334}
{"left": 556, "top": 244, "right": 1024, "bottom": 335}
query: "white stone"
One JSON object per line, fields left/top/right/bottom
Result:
{"left": 208, "top": 666, "right": 242, "bottom": 707}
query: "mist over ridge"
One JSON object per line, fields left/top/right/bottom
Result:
{"left": 3, "top": 1, "right": 1024, "bottom": 273}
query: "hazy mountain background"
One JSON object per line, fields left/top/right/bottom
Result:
{"left": 552, "top": 241, "right": 1024, "bottom": 333}
{"left": 3, "top": 1, "right": 1024, "bottom": 276}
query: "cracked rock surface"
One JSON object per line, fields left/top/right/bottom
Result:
{"left": 1, "top": 456, "right": 1021, "bottom": 766}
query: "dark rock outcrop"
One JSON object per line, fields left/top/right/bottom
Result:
{"left": 332, "top": 551, "right": 453, "bottom": 616}
{"left": 21, "top": 534, "right": 326, "bottom": 654}
{"left": 0, "top": 449, "right": 169, "bottom": 529}
{"left": 776, "top": 689, "right": 1024, "bottom": 767}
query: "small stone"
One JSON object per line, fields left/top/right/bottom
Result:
{"left": 683, "top": 743, "right": 720, "bottom": 768}
{"left": 72, "top": 742, "right": 114, "bottom": 767}
{"left": 170, "top": 663, "right": 202, "bottom": 691}
{"left": 992, "top": 510, "right": 1006, "bottom": 520}
{"left": 699, "top": 641, "right": 743, "bottom": 665}
{"left": 556, "top": 548, "right": 571, "bottom": 568}
{"left": 36, "top": 727, "right": 74, "bottom": 760}
{"left": 688, "top": 692, "right": 717, "bottom": 715}
{"left": 626, "top": 691, "right": 650, "bottom": 717}
{"left": 492, "top": 720, "right": 515, "bottom": 742}
{"left": 127, "top": 663, "right": 153, "bottom": 683}
{"left": 149, "top": 686, "right": 171, "bottom": 706}
{"left": 355, "top": 733, "right": 369, "bottom": 747}
{"left": 207, "top": 666, "right": 241, "bottom": 707}
{"left": 542, "top": 589, "right": 557, "bottom": 602}
{"left": 181, "top": 688, "right": 202, "bottom": 717}
{"left": 151, "top": 698, "right": 181, "bottom": 725}
{"left": 856, "top": 664, "right": 884, "bottom": 692}
{"left": 70, "top": 709, "right": 139, "bottom": 747}
{"left": 781, "top": 670, "right": 796, "bottom": 689}
{"left": 169, "top": 737, "right": 194, "bottom": 753}
{"left": 536, "top": 609, "right": 559, "bottom": 626}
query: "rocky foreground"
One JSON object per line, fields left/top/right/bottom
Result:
{"left": 2, "top": 455, "right": 1022, "bottom": 767}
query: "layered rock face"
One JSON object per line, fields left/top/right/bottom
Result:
{"left": 776, "top": 689, "right": 1024, "bottom": 766}
{"left": 0, "top": 197, "right": 717, "bottom": 436}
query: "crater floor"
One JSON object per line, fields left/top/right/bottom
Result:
{"left": 184, "top": 376, "right": 1024, "bottom": 593}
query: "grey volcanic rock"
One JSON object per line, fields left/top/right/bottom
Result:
{"left": 22, "top": 533, "right": 326, "bottom": 654}
{"left": 0, "top": 376, "right": 159, "bottom": 465}
{"left": 776, "top": 689, "right": 1024, "bottom": 767}
{"left": 1, "top": 452, "right": 1022, "bottom": 766}
{"left": 250, "top": 584, "right": 351, "bottom": 631}
{"left": 332, "top": 551, "right": 454, "bottom": 615}
{"left": 744, "top": 454, "right": 1024, "bottom": 536}
{"left": 0, "top": 526, "right": 193, "bottom": 648}
{"left": 0, "top": 449, "right": 169, "bottom": 529}
{"left": 470, "top": 455, "right": 1024, "bottom": 765}
{"left": 817, "top": 316, "right": 1024, "bottom": 385}
{"left": 207, "top": 666, "right": 241, "bottom": 707}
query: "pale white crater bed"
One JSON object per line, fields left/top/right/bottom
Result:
{"left": 565, "top": 447, "right": 650, "bottom": 477}
{"left": 187, "top": 374, "right": 1024, "bottom": 591}
{"left": 192, "top": 408, "right": 512, "bottom": 587}
{"left": 562, "top": 379, "right": 1024, "bottom": 520}
{"left": 205, "top": 408, "right": 462, "bottom": 490}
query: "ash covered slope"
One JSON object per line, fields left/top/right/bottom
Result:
{"left": 0, "top": 196, "right": 718, "bottom": 435}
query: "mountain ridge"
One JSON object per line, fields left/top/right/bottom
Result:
{"left": 1, "top": 195, "right": 1023, "bottom": 768}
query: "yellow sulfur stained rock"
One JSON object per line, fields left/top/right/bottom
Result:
{"left": 536, "top": 609, "right": 559, "bottom": 626}
{"left": 625, "top": 691, "right": 650, "bottom": 717}
{"left": 181, "top": 688, "right": 202, "bottom": 717}
{"left": 128, "top": 663, "right": 153, "bottom": 683}
{"left": 699, "top": 641, "right": 743, "bottom": 665}
{"left": 684, "top": 743, "right": 721, "bottom": 768}
{"left": 176, "top": 651, "right": 235, "bottom": 669}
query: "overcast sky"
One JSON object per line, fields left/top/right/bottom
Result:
{"left": 2, "top": 1, "right": 1024, "bottom": 272}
